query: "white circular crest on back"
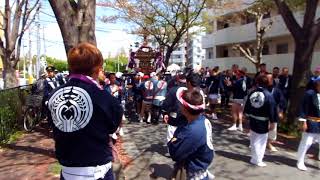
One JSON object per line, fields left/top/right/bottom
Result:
{"left": 144, "top": 80, "right": 154, "bottom": 90}
{"left": 249, "top": 91, "right": 265, "bottom": 108}
{"left": 48, "top": 86, "right": 93, "bottom": 132}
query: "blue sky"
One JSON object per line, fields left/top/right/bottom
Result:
{"left": 23, "top": 1, "right": 138, "bottom": 60}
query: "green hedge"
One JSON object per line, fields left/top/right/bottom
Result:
{"left": 0, "top": 86, "right": 28, "bottom": 143}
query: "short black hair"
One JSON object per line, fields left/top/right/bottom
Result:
{"left": 186, "top": 73, "right": 201, "bottom": 87}
{"left": 108, "top": 73, "right": 116, "bottom": 78}
{"left": 273, "top": 67, "right": 280, "bottom": 70}
{"left": 260, "top": 63, "right": 266, "bottom": 67}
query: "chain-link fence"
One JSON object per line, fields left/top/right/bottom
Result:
{"left": 0, "top": 85, "right": 32, "bottom": 143}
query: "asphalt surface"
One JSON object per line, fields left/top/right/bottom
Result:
{"left": 119, "top": 119, "right": 320, "bottom": 180}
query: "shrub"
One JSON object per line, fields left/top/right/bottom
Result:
{"left": 0, "top": 106, "right": 16, "bottom": 143}
{"left": 0, "top": 86, "right": 28, "bottom": 143}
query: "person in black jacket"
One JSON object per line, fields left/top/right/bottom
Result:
{"left": 168, "top": 88, "right": 214, "bottom": 180}
{"left": 228, "top": 70, "right": 248, "bottom": 132}
{"left": 272, "top": 67, "right": 280, "bottom": 87}
{"left": 44, "top": 66, "right": 59, "bottom": 103}
{"left": 296, "top": 76, "right": 320, "bottom": 171}
{"left": 220, "top": 69, "right": 233, "bottom": 108}
{"left": 278, "top": 67, "right": 292, "bottom": 102}
{"left": 206, "top": 67, "right": 222, "bottom": 120}
{"left": 162, "top": 74, "right": 187, "bottom": 142}
{"left": 47, "top": 43, "right": 123, "bottom": 180}
{"left": 266, "top": 74, "right": 287, "bottom": 152}
{"left": 254, "top": 63, "right": 268, "bottom": 79}
{"left": 244, "top": 74, "right": 278, "bottom": 167}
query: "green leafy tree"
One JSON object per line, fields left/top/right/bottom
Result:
{"left": 46, "top": 57, "right": 68, "bottom": 72}
{"left": 104, "top": 55, "right": 128, "bottom": 72}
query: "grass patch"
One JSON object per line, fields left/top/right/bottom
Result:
{"left": 0, "top": 131, "right": 24, "bottom": 145}
{"left": 49, "top": 162, "right": 62, "bottom": 175}
{"left": 7, "top": 131, "right": 24, "bottom": 144}
{"left": 278, "top": 123, "right": 300, "bottom": 138}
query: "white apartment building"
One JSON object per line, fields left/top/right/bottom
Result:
{"left": 169, "top": 29, "right": 205, "bottom": 68}
{"left": 169, "top": 43, "right": 186, "bottom": 67}
{"left": 202, "top": 2, "right": 320, "bottom": 74}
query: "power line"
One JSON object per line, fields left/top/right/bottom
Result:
{"left": 39, "top": 10, "right": 56, "bottom": 18}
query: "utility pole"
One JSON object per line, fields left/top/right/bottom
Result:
{"left": 36, "top": 10, "right": 41, "bottom": 79}
{"left": 42, "top": 25, "right": 47, "bottom": 60}
{"left": 185, "top": 5, "right": 190, "bottom": 68}
{"left": 117, "top": 55, "right": 120, "bottom": 72}
{"left": 28, "top": 28, "right": 33, "bottom": 83}
{"left": 22, "top": 42, "right": 26, "bottom": 79}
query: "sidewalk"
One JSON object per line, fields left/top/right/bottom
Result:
{"left": 0, "top": 123, "right": 125, "bottom": 180}
{"left": 0, "top": 124, "right": 58, "bottom": 180}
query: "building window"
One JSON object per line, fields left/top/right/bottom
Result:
{"left": 263, "top": 12, "right": 271, "bottom": 19}
{"left": 208, "top": 51, "right": 213, "bottom": 59}
{"left": 223, "top": 48, "right": 229, "bottom": 57}
{"left": 246, "top": 15, "right": 255, "bottom": 24}
{"left": 217, "top": 20, "right": 229, "bottom": 30}
{"left": 262, "top": 44, "right": 269, "bottom": 55}
{"left": 276, "top": 43, "right": 289, "bottom": 54}
{"left": 172, "top": 55, "right": 182, "bottom": 59}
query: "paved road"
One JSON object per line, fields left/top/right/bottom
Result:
{"left": 0, "top": 119, "right": 318, "bottom": 180}
{"left": 119, "top": 120, "right": 320, "bottom": 180}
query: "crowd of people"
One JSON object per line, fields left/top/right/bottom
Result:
{"left": 39, "top": 43, "right": 319, "bottom": 180}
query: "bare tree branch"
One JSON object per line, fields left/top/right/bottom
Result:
{"left": 16, "top": 1, "right": 40, "bottom": 66}
{"left": 233, "top": 44, "right": 257, "bottom": 64}
{"left": 10, "top": 0, "right": 25, "bottom": 51}
{"left": 4, "top": 0, "right": 12, "bottom": 53}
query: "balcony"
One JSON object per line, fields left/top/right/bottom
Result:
{"left": 205, "top": 9, "right": 320, "bottom": 47}
{"left": 201, "top": 33, "right": 214, "bottom": 49}
{"left": 202, "top": 52, "right": 320, "bottom": 74}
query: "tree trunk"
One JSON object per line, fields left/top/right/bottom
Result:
{"left": 254, "top": 63, "right": 259, "bottom": 73}
{"left": 3, "top": 61, "right": 19, "bottom": 89}
{"left": 48, "top": 0, "right": 96, "bottom": 54}
{"left": 286, "top": 42, "right": 314, "bottom": 126}
{"left": 164, "top": 47, "right": 175, "bottom": 66}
